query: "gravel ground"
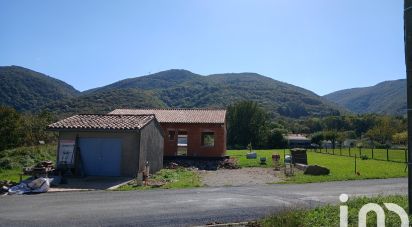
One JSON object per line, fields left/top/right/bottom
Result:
{"left": 199, "top": 167, "right": 283, "bottom": 187}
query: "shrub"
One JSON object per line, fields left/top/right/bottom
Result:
{"left": 360, "top": 154, "right": 369, "bottom": 160}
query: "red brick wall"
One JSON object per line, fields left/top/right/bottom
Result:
{"left": 161, "top": 123, "right": 226, "bottom": 157}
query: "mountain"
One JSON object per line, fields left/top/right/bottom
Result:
{"left": 0, "top": 66, "right": 344, "bottom": 118}
{"left": 0, "top": 66, "right": 80, "bottom": 112}
{"left": 323, "top": 79, "right": 406, "bottom": 116}
{"left": 83, "top": 69, "right": 343, "bottom": 118}
{"left": 43, "top": 88, "right": 166, "bottom": 118}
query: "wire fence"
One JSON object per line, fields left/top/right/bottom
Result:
{"left": 306, "top": 147, "right": 408, "bottom": 163}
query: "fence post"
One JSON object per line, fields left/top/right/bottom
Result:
{"left": 372, "top": 148, "right": 374, "bottom": 159}
{"left": 359, "top": 147, "right": 362, "bottom": 157}
{"left": 387, "top": 148, "right": 389, "bottom": 161}
{"left": 349, "top": 147, "right": 351, "bottom": 157}
{"left": 354, "top": 154, "right": 357, "bottom": 174}
{"left": 406, "top": 149, "right": 408, "bottom": 163}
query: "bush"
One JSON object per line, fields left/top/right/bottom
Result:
{"left": 0, "top": 145, "right": 56, "bottom": 170}
{"left": 360, "top": 154, "right": 369, "bottom": 160}
{"left": 0, "top": 158, "right": 13, "bottom": 169}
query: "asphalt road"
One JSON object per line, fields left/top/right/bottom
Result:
{"left": 0, "top": 178, "right": 407, "bottom": 227}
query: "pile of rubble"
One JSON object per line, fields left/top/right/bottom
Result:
{"left": 23, "top": 160, "right": 55, "bottom": 178}
{"left": 164, "top": 157, "right": 240, "bottom": 170}
{"left": 218, "top": 158, "right": 240, "bottom": 169}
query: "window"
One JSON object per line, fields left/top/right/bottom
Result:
{"left": 201, "top": 132, "right": 215, "bottom": 147}
{"left": 168, "top": 130, "right": 175, "bottom": 141}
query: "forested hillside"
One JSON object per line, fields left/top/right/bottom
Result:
{"left": 1, "top": 66, "right": 344, "bottom": 118}
{"left": 85, "top": 69, "right": 343, "bottom": 118}
{"left": 0, "top": 66, "right": 79, "bottom": 112}
{"left": 324, "top": 79, "right": 406, "bottom": 116}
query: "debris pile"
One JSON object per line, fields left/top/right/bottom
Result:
{"left": 218, "top": 158, "right": 240, "bottom": 169}
{"left": 164, "top": 159, "right": 220, "bottom": 170}
{"left": 8, "top": 177, "right": 50, "bottom": 195}
{"left": 23, "top": 160, "right": 55, "bottom": 178}
{"left": 164, "top": 158, "right": 240, "bottom": 170}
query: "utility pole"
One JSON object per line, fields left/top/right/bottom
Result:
{"left": 405, "top": 0, "right": 412, "bottom": 214}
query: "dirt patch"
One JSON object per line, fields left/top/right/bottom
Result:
{"left": 199, "top": 168, "right": 283, "bottom": 187}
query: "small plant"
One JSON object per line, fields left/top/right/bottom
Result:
{"left": 360, "top": 154, "right": 368, "bottom": 160}
{"left": 247, "top": 142, "right": 253, "bottom": 152}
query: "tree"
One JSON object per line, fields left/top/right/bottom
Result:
{"left": 323, "top": 130, "right": 338, "bottom": 149}
{"left": 227, "top": 101, "right": 270, "bottom": 148}
{"left": 366, "top": 117, "right": 396, "bottom": 145}
{"left": 311, "top": 132, "right": 324, "bottom": 147}
{"left": 323, "top": 116, "right": 348, "bottom": 131}
{"left": 0, "top": 106, "right": 24, "bottom": 151}
{"left": 22, "top": 111, "right": 56, "bottom": 145}
{"left": 393, "top": 131, "right": 408, "bottom": 146}
{"left": 267, "top": 129, "right": 287, "bottom": 149}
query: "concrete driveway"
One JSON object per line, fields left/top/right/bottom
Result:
{"left": 49, "top": 176, "right": 132, "bottom": 192}
{"left": 0, "top": 178, "right": 407, "bottom": 227}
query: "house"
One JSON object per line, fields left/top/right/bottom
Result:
{"left": 343, "top": 139, "right": 357, "bottom": 148}
{"left": 322, "top": 140, "right": 333, "bottom": 149}
{"left": 285, "top": 134, "right": 311, "bottom": 148}
{"left": 109, "top": 109, "right": 227, "bottom": 158}
{"left": 47, "top": 114, "right": 164, "bottom": 177}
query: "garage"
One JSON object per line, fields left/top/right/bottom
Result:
{"left": 47, "top": 114, "right": 164, "bottom": 177}
{"left": 79, "top": 138, "right": 122, "bottom": 177}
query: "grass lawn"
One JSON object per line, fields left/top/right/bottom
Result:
{"left": 0, "top": 168, "right": 29, "bottom": 183}
{"left": 228, "top": 149, "right": 287, "bottom": 167}
{"left": 257, "top": 195, "right": 409, "bottom": 227}
{"left": 117, "top": 168, "right": 201, "bottom": 191}
{"left": 311, "top": 148, "right": 407, "bottom": 163}
{"left": 0, "top": 144, "right": 56, "bottom": 182}
{"left": 227, "top": 150, "right": 407, "bottom": 183}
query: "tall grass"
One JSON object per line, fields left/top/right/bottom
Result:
{"left": 0, "top": 144, "right": 56, "bottom": 181}
{"left": 257, "top": 195, "right": 408, "bottom": 227}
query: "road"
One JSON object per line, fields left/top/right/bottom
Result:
{"left": 0, "top": 178, "right": 407, "bottom": 227}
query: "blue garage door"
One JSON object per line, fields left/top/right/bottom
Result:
{"left": 79, "top": 138, "right": 122, "bottom": 176}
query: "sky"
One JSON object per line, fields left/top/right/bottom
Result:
{"left": 0, "top": 0, "right": 406, "bottom": 95}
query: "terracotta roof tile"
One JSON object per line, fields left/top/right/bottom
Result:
{"left": 47, "top": 114, "right": 155, "bottom": 131}
{"left": 109, "top": 109, "right": 226, "bottom": 124}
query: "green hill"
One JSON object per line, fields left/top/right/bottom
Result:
{"left": 323, "top": 79, "right": 406, "bottom": 116}
{"left": 86, "top": 69, "right": 343, "bottom": 118}
{"left": 0, "top": 66, "right": 79, "bottom": 112}
{"left": 43, "top": 88, "right": 166, "bottom": 118}
{"left": 0, "top": 66, "right": 344, "bottom": 118}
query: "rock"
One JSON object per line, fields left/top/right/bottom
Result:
{"left": 304, "top": 165, "right": 330, "bottom": 176}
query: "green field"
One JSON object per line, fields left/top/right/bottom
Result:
{"left": 310, "top": 148, "right": 407, "bottom": 163}
{"left": 0, "top": 144, "right": 56, "bottom": 182}
{"left": 227, "top": 150, "right": 407, "bottom": 183}
{"left": 258, "top": 195, "right": 408, "bottom": 227}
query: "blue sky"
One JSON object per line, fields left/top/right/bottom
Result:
{"left": 0, "top": 1, "right": 405, "bottom": 95}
